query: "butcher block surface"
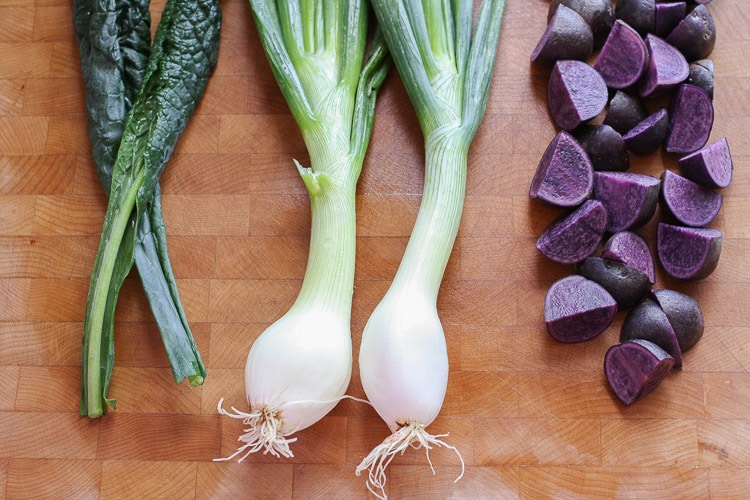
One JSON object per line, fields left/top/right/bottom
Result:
{"left": 2, "top": 0, "right": 750, "bottom": 498}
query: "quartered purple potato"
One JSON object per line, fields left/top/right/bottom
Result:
{"left": 621, "top": 297, "right": 683, "bottom": 368}
{"left": 687, "top": 59, "right": 715, "bottom": 99}
{"left": 603, "top": 90, "right": 649, "bottom": 135}
{"left": 605, "top": 339, "right": 675, "bottom": 405}
{"left": 530, "top": 131, "right": 594, "bottom": 207}
{"left": 593, "top": 20, "right": 648, "bottom": 89}
{"left": 654, "top": 2, "right": 687, "bottom": 38}
{"left": 533, "top": 4, "right": 594, "bottom": 66}
{"left": 576, "top": 257, "right": 651, "bottom": 309}
{"left": 548, "top": 60, "right": 608, "bottom": 131}
{"left": 666, "top": 5, "right": 716, "bottom": 62}
{"left": 638, "top": 34, "right": 689, "bottom": 98}
{"left": 650, "top": 289, "right": 705, "bottom": 352}
{"left": 536, "top": 199, "right": 608, "bottom": 264}
{"left": 623, "top": 108, "right": 669, "bottom": 156}
{"left": 574, "top": 124, "right": 630, "bottom": 172}
{"left": 666, "top": 84, "right": 713, "bottom": 155}
{"left": 602, "top": 231, "right": 656, "bottom": 283}
{"left": 594, "top": 172, "right": 660, "bottom": 233}
{"left": 614, "top": 0, "right": 655, "bottom": 35}
{"left": 548, "top": 0, "right": 615, "bottom": 48}
{"left": 660, "top": 169, "right": 722, "bottom": 227}
{"left": 678, "top": 137, "right": 732, "bottom": 189}
{"left": 545, "top": 274, "right": 617, "bottom": 343}
{"left": 657, "top": 222, "right": 723, "bottom": 280}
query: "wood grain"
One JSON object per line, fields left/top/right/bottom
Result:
{"left": 1, "top": 0, "right": 749, "bottom": 497}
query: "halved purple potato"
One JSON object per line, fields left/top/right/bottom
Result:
{"left": 666, "top": 4, "right": 716, "bottom": 62}
{"left": 548, "top": 0, "right": 615, "bottom": 48}
{"left": 532, "top": 4, "right": 594, "bottom": 66}
{"left": 666, "top": 84, "right": 713, "bottom": 154}
{"left": 530, "top": 131, "right": 594, "bottom": 207}
{"left": 603, "top": 91, "right": 649, "bottom": 135}
{"left": 650, "top": 289, "right": 705, "bottom": 352}
{"left": 638, "top": 34, "right": 689, "bottom": 98}
{"left": 576, "top": 257, "right": 651, "bottom": 309}
{"left": 623, "top": 108, "right": 669, "bottom": 156}
{"left": 545, "top": 274, "right": 617, "bottom": 343}
{"left": 657, "top": 222, "right": 722, "bottom": 280}
{"left": 548, "top": 60, "right": 609, "bottom": 131}
{"left": 654, "top": 2, "right": 687, "bottom": 38}
{"left": 621, "top": 297, "right": 683, "bottom": 368}
{"left": 536, "top": 199, "right": 608, "bottom": 264}
{"left": 615, "top": 0, "right": 655, "bottom": 35}
{"left": 594, "top": 171, "right": 660, "bottom": 232}
{"left": 660, "top": 169, "right": 722, "bottom": 227}
{"left": 605, "top": 339, "right": 675, "bottom": 405}
{"left": 678, "top": 138, "right": 732, "bottom": 188}
{"left": 687, "top": 59, "right": 715, "bottom": 99}
{"left": 574, "top": 124, "right": 630, "bottom": 172}
{"left": 594, "top": 20, "right": 649, "bottom": 89}
{"left": 602, "top": 230, "right": 656, "bottom": 284}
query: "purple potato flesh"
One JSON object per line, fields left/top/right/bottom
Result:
{"left": 536, "top": 199, "right": 608, "bottom": 265}
{"left": 654, "top": 2, "right": 687, "bottom": 38}
{"left": 657, "top": 222, "right": 722, "bottom": 280}
{"left": 660, "top": 169, "right": 722, "bottom": 227}
{"left": 602, "top": 231, "right": 656, "bottom": 283}
{"left": 623, "top": 108, "right": 669, "bottom": 156}
{"left": 574, "top": 124, "right": 630, "bottom": 172}
{"left": 666, "top": 5, "right": 716, "bottom": 62}
{"left": 576, "top": 257, "right": 651, "bottom": 309}
{"left": 605, "top": 339, "right": 675, "bottom": 405}
{"left": 594, "top": 20, "right": 649, "bottom": 89}
{"left": 548, "top": 0, "right": 615, "bottom": 48}
{"left": 533, "top": 4, "right": 594, "bottom": 66}
{"left": 639, "top": 34, "right": 689, "bottom": 98}
{"left": 548, "top": 60, "right": 608, "bottom": 131}
{"left": 530, "top": 131, "right": 594, "bottom": 207}
{"left": 545, "top": 274, "right": 618, "bottom": 343}
{"left": 615, "top": 0, "right": 655, "bottom": 35}
{"left": 621, "top": 297, "right": 683, "bottom": 368}
{"left": 594, "top": 171, "right": 660, "bottom": 232}
{"left": 650, "top": 289, "right": 705, "bottom": 352}
{"left": 678, "top": 138, "right": 732, "bottom": 189}
{"left": 603, "top": 91, "right": 649, "bottom": 135}
{"left": 687, "top": 59, "right": 715, "bottom": 99}
{"left": 666, "top": 84, "right": 713, "bottom": 154}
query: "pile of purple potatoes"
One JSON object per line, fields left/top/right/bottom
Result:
{"left": 528, "top": 0, "right": 734, "bottom": 405}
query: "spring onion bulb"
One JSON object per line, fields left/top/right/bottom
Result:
{"left": 356, "top": 0, "right": 506, "bottom": 496}
{"left": 216, "top": 0, "right": 390, "bottom": 460}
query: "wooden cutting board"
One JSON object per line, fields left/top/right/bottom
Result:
{"left": 1, "top": 0, "right": 749, "bottom": 497}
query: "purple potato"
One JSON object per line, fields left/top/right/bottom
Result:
{"left": 602, "top": 230, "right": 656, "bottom": 283}
{"left": 545, "top": 274, "right": 618, "bottom": 343}
{"left": 615, "top": 0, "right": 655, "bottom": 35}
{"left": 621, "top": 297, "right": 683, "bottom": 368}
{"left": 687, "top": 59, "right": 714, "bottom": 99}
{"left": 605, "top": 339, "right": 675, "bottom": 405}
{"left": 530, "top": 131, "right": 594, "bottom": 207}
{"left": 574, "top": 124, "right": 630, "bottom": 172}
{"left": 657, "top": 222, "right": 722, "bottom": 280}
{"left": 548, "top": 0, "right": 615, "bottom": 48}
{"left": 576, "top": 257, "right": 651, "bottom": 309}
{"left": 666, "top": 84, "right": 714, "bottom": 154}
{"left": 678, "top": 138, "right": 733, "bottom": 189}
{"left": 548, "top": 60, "right": 609, "bottom": 131}
{"left": 623, "top": 108, "right": 669, "bottom": 155}
{"left": 660, "top": 169, "right": 722, "bottom": 227}
{"left": 532, "top": 4, "right": 594, "bottom": 66}
{"left": 666, "top": 4, "right": 716, "bottom": 61}
{"left": 638, "top": 34, "right": 689, "bottom": 98}
{"left": 654, "top": 2, "right": 687, "bottom": 38}
{"left": 594, "top": 20, "right": 649, "bottom": 89}
{"left": 650, "top": 289, "right": 705, "bottom": 352}
{"left": 603, "top": 90, "right": 649, "bottom": 135}
{"left": 536, "top": 199, "right": 608, "bottom": 264}
{"left": 594, "top": 171, "right": 660, "bottom": 232}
